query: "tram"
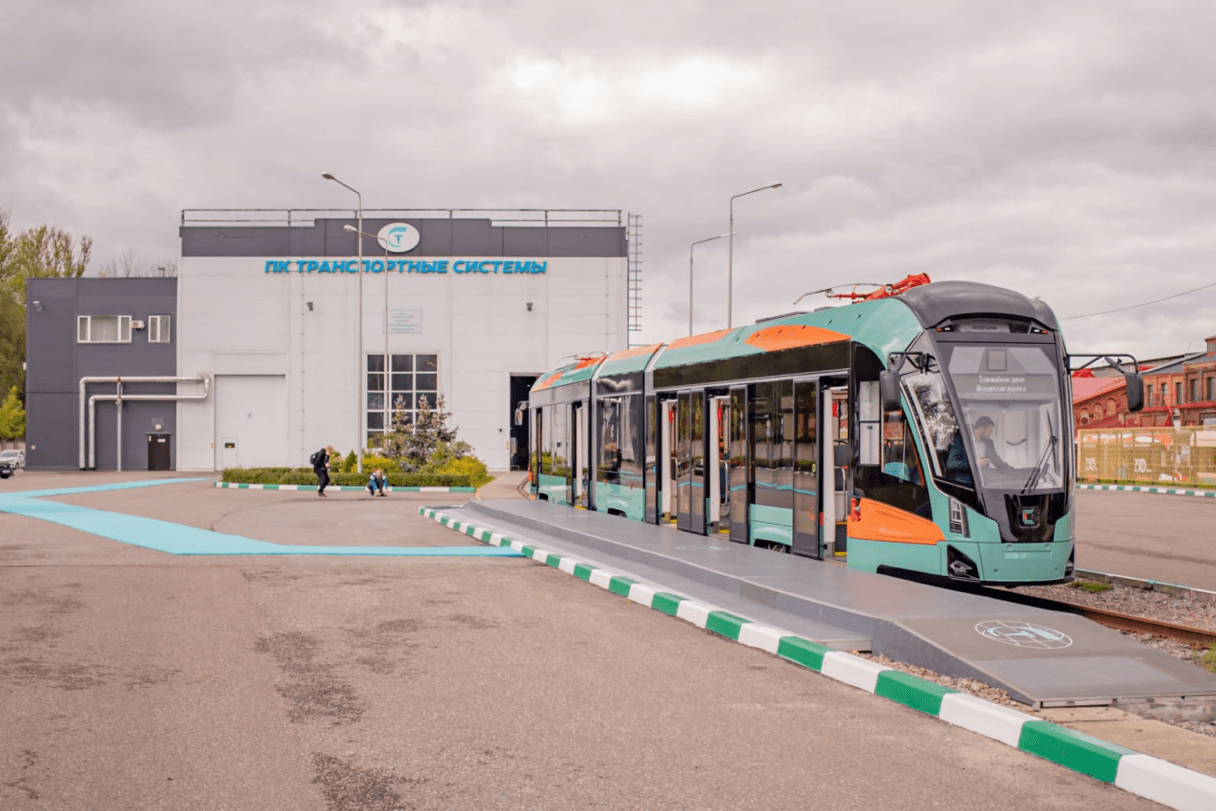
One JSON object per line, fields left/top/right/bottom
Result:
{"left": 525, "top": 278, "right": 1144, "bottom": 586}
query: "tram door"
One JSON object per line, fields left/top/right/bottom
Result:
{"left": 791, "top": 379, "right": 821, "bottom": 558}
{"left": 728, "top": 387, "right": 749, "bottom": 543}
{"left": 709, "top": 395, "right": 731, "bottom": 535}
{"left": 661, "top": 398, "right": 676, "bottom": 521}
{"left": 532, "top": 408, "right": 543, "bottom": 498}
{"left": 676, "top": 390, "right": 707, "bottom": 534}
{"left": 645, "top": 395, "right": 659, "bottom": 524}
{"left": 572, "top": 401, "right": 589, "bottom": 508}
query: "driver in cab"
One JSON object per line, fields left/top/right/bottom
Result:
{"left": 947, "top": 416, "right": 1014, "bottom": 485}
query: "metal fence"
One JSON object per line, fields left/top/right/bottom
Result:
{"left": 1076, "top": 428, "right": 1216, "bottom": 487}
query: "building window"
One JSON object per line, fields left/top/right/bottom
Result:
{"left": 1193, "top": 378, "right": 1202, "bottom": 403}
{"left": 77, "top": 315, "right": 132, "bottom": 343}
{"left": 1146, "top": 387, "right": 1153, "bottom": 407}
{"left": 148, "top": 315, "right": 171, "bottom": 343}
{"left": 1176, "top": 382, "right": 1183, "bottom": 405}
{"left": 366, "top": 353, "right": 438, "bottom": 446}
{"left": 1208, "top": 377, "right": 1215, "bottom": 402}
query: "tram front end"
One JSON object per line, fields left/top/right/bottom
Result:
{"left": 851, "top": 283, "right": 1143, "bottom": 587}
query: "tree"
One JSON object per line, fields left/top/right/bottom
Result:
{"left": 378, "top": 394, "right": 472, "bottom": 472}
{"left": 0, "top": 385, "right": 25, "bottom": 439}
{"left": 0, "top": 293, "right": 24, "bottom": 400}
{"left": 0, "top": 216, "right": 92, "bottom": 306}
{"left": 0, "top": 209, "right": 94, "bottom": 400}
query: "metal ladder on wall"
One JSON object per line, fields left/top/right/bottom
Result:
{"left": 628, "top": 214, "right": 643, "bottom": 345}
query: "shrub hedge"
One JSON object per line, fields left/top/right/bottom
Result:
{"left": 222, "top": 467, "right": 472, "bottom": 488}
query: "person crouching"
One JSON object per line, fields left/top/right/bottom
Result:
{"left": 368, "top": 469, "right": 387, "bottom": 497}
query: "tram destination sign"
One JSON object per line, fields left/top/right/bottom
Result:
{"left": 954, "top": 373, "right": 1056, "bottom": 399}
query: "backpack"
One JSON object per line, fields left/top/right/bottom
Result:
{"left": 310, "top": 449, "right": 323, "bottom": 466}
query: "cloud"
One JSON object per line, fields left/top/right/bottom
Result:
{"left": 2, "top": 0, "right": 1215, "bottom": 361}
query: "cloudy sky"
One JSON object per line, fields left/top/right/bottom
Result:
{"left": 4, "top": 0, "right": 1215, "bottom": 360}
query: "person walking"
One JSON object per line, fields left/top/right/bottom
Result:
{"left": 367, "top": 468, "right": 387, "bottom": 497}
{"left": 312, "top": 445, "right": 334, "bottom": 497}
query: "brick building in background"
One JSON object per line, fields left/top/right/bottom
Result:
{"left": 1072, "top": 335, "right": 1216, "bottom": 431}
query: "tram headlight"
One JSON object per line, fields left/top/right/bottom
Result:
{"left": 946, "top": 545, "right": 981, "bottom": 582}
{"left": 948, "top": 498, "right": 969, "bottom": 537}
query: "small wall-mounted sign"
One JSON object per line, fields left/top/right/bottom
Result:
{"left": 387, "top": 310, "right": 423, "bottom": 334}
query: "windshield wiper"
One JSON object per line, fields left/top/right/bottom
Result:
{"left": 1022, "top": 413, "right": 1058, "bottom": 494}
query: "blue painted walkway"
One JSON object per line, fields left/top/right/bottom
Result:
{"left": 0, "top": 479, "right": 522, "bottom": 558}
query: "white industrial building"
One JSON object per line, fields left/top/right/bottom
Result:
{"left": 175, "top": 209, "right": 637, "bottom": 471}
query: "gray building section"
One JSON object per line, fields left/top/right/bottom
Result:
{"left": 26, "top": 278, "right": 178, "bottom": 471}
{"left": 180, "top": 217, "right": 628, "bottom": 258}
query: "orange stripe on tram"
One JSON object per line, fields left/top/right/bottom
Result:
{"left": 745, "top": 324, "right": 850, "bottom": 353}
{"left": 848, "top": 498, "right": 944, "bottom": 545}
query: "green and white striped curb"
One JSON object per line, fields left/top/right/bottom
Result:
{"left": 215, "top": 482, "right": 476, "bottom": 493}
{"left": 1078, "top": 483, "right": 1216, "bottom": 498}
{"left": 419, "top": 504, "right": 1216, "bottom": 811}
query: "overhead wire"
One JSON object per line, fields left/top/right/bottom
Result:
{"left": 1061, "top": 279, "right": 1216, "bottom": 320}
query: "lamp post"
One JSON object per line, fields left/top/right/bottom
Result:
{"left": 345, "top": 224, "right": 391, "bottom": 447}
{"left": 689, "top": 233, "right": 733, "bottom": 336}
{"left": 322, "top": 172, "right": 364, "bottom": 474}
{"left": 727, "top": 182, "right": 782, "bottom": 329}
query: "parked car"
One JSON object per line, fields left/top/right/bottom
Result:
{"left": 0, "top": 449, "right": 24, "bottom": 470}
{"left": 0, "top": 459, "right": 11, "bottom": 479}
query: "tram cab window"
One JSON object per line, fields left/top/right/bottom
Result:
{"left": 945, "top": 344, "right": 1066, "bottom": 492}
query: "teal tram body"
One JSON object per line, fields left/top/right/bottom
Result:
{"left": 526, "top": 280, "right": 1142, "bottom": 586}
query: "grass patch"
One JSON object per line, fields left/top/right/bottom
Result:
{"left": 1200, "top": 644, "right": 1216, "bottom": 674}
{"left": 1069, "top": 580, "right": 1114, "bottom": 594}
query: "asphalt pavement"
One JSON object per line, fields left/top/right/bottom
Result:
{"left": 0, "top": 470, "right": 1198, "bottom": 810}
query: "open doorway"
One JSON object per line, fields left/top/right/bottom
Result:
{"left": 510, "top": 375, "right": 538, "bottom": 470}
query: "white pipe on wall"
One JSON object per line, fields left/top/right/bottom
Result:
{"left": 79, "top": 376, "right": 207, "bottom": 469}
{"left": 116, "top": 380, "right": 123, "bottom": 472}
{"left": 85, "top": 376, "right": 210, "bottom": 469}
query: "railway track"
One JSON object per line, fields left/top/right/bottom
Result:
{"left": 977, "top": 586, "right": 1216, "bottom": 647}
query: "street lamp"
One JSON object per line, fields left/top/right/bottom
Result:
{"left": 689, "top": 233, "right": 733, "bottom": 336}
{"left": 727, "top": 182, "right": 782, "bottom": 329}
{"left": 345, "top": 224, "right": 391, "bottom": 447}
{"left": 323, "top": 172, "right": 364, "bottom": 473}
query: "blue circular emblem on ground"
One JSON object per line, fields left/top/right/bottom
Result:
{"left": 975, "top": 620, "right": 1073, "bottom": 649}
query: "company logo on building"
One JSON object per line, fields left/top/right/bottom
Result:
{"left": 377, "top": 222, "right": 421, "bottom": 253}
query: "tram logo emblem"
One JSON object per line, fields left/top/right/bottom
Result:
{"left": 376, "top": 222, "right": 421, "bottom": 253}
{"left": 975, "top": 620, "right": 1073, "bottom": 649}
{"left": 1020, "top": 507, "right": 1039, "bottom": 527}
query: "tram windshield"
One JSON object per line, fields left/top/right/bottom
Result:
{"left": 904, "top": 343, "right": 1065, "bottom": 493}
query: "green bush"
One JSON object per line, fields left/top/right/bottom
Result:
{"left": 361, "top": 455, "right": 401, "bottom": 473}
{"left": 343, "top": 450, "right": 357, "bottom": 473}
{"left": 436, "top": 455, "right": 491, "bottom": 487}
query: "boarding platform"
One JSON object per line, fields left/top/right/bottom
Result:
{"left": 443, "top": 498, "right": 1216, "bottom": 710}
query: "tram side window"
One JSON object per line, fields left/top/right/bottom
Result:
{"left": 620, "top": 394, "right": 644, "bottom": 489}
{"left": 597, "top": 398, "right": 622, "bottom": 485}
{"left": 853, "top": 345, "right": 931, "bottom": 517}
{"left": 749, "top": 383, "right": 775, "bottom": 507}
{"left": 551, "top": 405, "right": 567, "bottom": 478}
